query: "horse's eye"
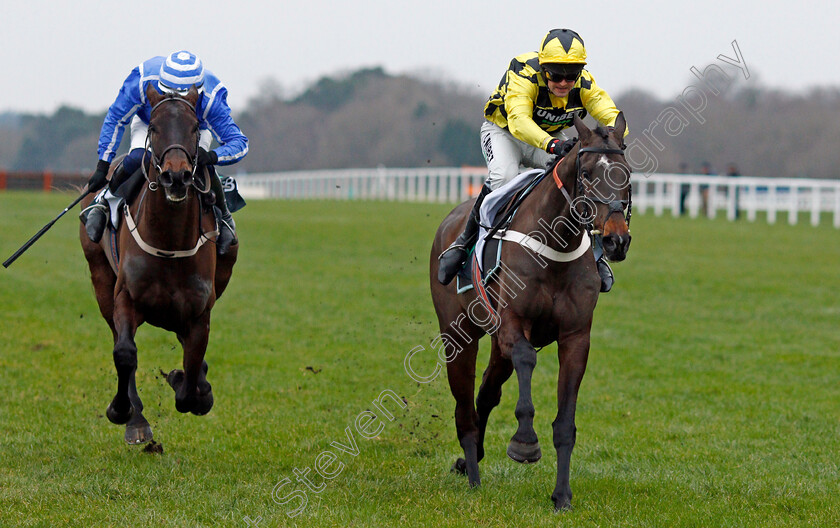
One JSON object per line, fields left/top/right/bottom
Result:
{"left": 581, "top": 170, "right": 590, "bottom": 180}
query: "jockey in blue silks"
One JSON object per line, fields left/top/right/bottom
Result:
{"left": 80, "top": 50, "right": 249, "bottom": 255}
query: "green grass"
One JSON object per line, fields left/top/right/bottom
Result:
{"left": 1, "top": 191, "right": 838, "bottom": 527}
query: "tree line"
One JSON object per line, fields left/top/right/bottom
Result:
{"left": 1, "top": 66, "right": 838, "bottom": 179}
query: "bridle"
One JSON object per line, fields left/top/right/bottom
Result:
{"left": 552, "top": 145, "right": 632, "bottom": 232}
{"left": 141, "top": 96, "right": 209, "bottom": 193}
{"left": 123, "top": 94, "right": 218, "bottom": 258}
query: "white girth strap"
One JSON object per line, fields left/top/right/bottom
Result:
{"left": 494, "top": 230, "right": 591, "bottom": 262}
{"left": 123, "top": 205, "right": 219, "bottom": 259}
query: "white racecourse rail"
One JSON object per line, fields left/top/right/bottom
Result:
{"left": 235, "top": 169, "right": 840, "bottom": 228}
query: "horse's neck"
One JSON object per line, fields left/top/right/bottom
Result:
{"left": 528, "top": 155, "right": 583, "bottom": 245}
{"left": 136, "top": 189, "right": 202, "bottom": 247}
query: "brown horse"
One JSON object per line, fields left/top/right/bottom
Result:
{"left": 80, "top": 85, "right": 238, "bottom": 444}
{"left": 430, "top": 114, "right": 631, "bottom": 510}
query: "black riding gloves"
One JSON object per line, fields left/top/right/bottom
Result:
{"left": 197, "top": 148, "right": 218, "bottom": 167}
{"left": 87, "top": 160, "right": 111, "bottom": 192}
{"left": 546, "top": 137, "right": 578, "bottom": 157}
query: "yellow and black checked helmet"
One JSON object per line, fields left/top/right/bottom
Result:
{"left": 538, "top": 28, "right": 587, "bottom": 67}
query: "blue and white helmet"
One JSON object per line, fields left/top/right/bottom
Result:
{"left": 158, "top": 50, "right": 205, "bottom": 94}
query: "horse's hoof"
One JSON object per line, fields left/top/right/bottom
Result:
{"left": 174, "top": 397, "right": 191, "bottom": 414}
{"left": 451, "top": 458, "right": 467, "bottom": 475}
{"left": 552, "top": 493, "right": 573, "bottom": 512}
{"left": 125, "top": 424, "right": 153, "bottom": 445}
{"left": 190, "top": 391, "right": 214, "bottom": 416}
{"left": 507, "top": 439, "right": 542, "bottom": 463}
{"left": 451, "top": 457, "right": 480, "bottom": 486}
{"left": 106, "top": 401, "right": 134, "bottom": 425}
{"left": 468, "top": 473, "right": 481, "bottom": 488}
{"left": 166, "top": 369, "right": 184, "bottom": 390}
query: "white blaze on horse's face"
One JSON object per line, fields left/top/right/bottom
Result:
{"left": 583, "top": 155, "right": 617, "bottom": 201}
{"left": 596, "top": 154, "right": 614, "bottom": 172}
{"left": 593, "top": 154, "right": 630, "bottom": 201}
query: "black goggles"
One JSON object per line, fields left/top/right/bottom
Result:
{"left": 545, "top": 69, "right": 582, "bottom": 83}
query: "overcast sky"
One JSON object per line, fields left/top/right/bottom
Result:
{"left": 2, "top": 0, "right": 839, "bottom": 115}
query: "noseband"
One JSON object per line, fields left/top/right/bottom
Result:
{"left": 553, "top": 146, "right": 632, "bottom": 232}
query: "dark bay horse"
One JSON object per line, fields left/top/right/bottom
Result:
{"left": 80, "top": 85, "right": 238, "bottom": 444}
{"left": 430, "top": 113, "right": 631, "bottom": 510}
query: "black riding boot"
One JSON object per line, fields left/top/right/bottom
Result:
{"left": 79, "top": 164, "right": 131, "bottom": 243}
{"left": 210, "top": 174, "right": 237, "bottom": 255}
{"left": 79, "top": 199, "right": 108, "bottom": 243}
{"left": 591, "top": 234, "right": 615, "bottom": 293}
{"left": 438, "top": 184, "right": 491, "bottom": 285}
{"left": 597, "top": 258, "right": 614, "bottom": 293}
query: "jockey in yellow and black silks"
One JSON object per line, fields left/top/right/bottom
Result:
{"left": 438, "top": 28, "right": 628, "bottom": 287}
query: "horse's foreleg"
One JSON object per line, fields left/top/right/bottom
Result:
{"left": 124, "top": 372, "right": 153, "bottom": 444}
{"left": 475, "top": 337, "right": 513, "bottom": 462}
{"left": 169, "top": 312, "right": 212, "bottom": 415}
{"left": 501, "top": 319, "right": 541, "bottom": 464}
{"left": 551, "top": 332, "right": 590, "bottom": 511}
{"left": 443, "top": 325, "right": 481, "bottom": 487}
{"left": 106, "top": 287, "right": 142, "bottom": 427}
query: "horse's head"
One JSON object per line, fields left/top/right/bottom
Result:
{"left": 145, "top": 84, "right": 201, "bottom": 203}
{"left": 571, "top": 112, "right": 632, "bottom": 262}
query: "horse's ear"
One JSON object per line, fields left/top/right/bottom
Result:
{"left": 573, "top": 113, "right": 592, "bottom": 143}
{"left": 146, "top": 83, "right": 163, "bottom": 106}
{"left": 612, "top": 112, "right": 627, "bottom": 143}
{"left": 185, "top": 85, "right": 199, "bottom": 106}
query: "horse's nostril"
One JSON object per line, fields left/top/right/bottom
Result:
{"left": 603, "top": 236, "right": 618, "bottom": 252}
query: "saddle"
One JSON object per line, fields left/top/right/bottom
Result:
{"left": 456, "top": 168, "right": 548, "bottom": 294}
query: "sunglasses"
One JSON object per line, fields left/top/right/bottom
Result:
{"left": 545, "top": 70, "right": 581, "bottom": 83}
